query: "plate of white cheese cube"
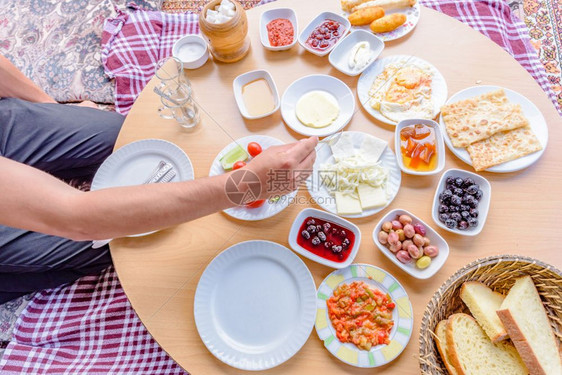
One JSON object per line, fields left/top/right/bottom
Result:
{"left": 306, "top": 131, "right": 401, "bottom": 218}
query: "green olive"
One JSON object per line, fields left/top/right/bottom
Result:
{"left": 416, "top": 256, "right": 432, "bottom": 269}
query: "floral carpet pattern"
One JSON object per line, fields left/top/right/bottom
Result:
{"left": 521, "top": 0, "right": 562, "bottom": 110}
{"left": 0, "top": 0, "right": 160, "bottom": 103}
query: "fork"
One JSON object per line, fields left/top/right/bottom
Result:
{"left": 91, "top": 163, "right": 177, "bottom": 249}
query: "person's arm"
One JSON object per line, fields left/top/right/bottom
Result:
{"left": 0, "top": 137, "right": 317, "bottom": 240}
{"left": 0, "top": 55, "right": 56, "bottom": 103}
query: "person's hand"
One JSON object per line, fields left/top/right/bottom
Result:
{"left": 244, "top": 137, "right": 318, "bottom": 199}
{"left": 70, "top": 100, "right": 98, "bottom": 109}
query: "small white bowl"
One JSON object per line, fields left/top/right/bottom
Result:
{"left": 281, "top": 74, "right": 355, "bottom": 137}
{"left": 372, "top": 209, "right": 449, "bottom": 279}
{"left": 394, "top": 119, "right": 446, "bottom": 176}
{"left": 432, "top": 169, "right": 491, "bottom": 236}
{"left": 298, "top": 12, "right": 351, "bottom": 57}
{"left": 232, "top": 70, "right": 280, "bottom": 120}
{"left": 288, "top": 208, "right": 361, "bottom": 269}
{"left": 328, "top": 30, "right": 383, "bottom": 76}
{"left": 259, "top": 8, "right": 298, "bottom": 51}
{"left": 172, "top": 34, "right": 209, "bottom": 69}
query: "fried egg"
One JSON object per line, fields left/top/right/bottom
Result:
{"left": 369, "top": 60, "right": 435, "bottom": 123}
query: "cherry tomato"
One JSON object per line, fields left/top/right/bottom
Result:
{"left": 246, "top": 199, "right": 265, "bottom": 209}
{"left": 247, "top": 142, "right": 262, "bottom": 157}
{"left": 232, "top": 161, "right": 246, "bottom": 170}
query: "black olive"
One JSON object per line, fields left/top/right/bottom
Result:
{"left": 466, "top": 184, "right": 479, "bottom": 195}
{"left": 463, "top": 178, "right": 475, "bottom": 188}
{"left": 450, "top": 212, "right": 462, "bottom": 222}
{"left": 448, "top": 205, "right": 460, "bottom": 213}
{"left": 445, "top": 219, "right": 457, "bottom": 229}
{"left": 439, "top": 213, "right": 450, "bottom": 222}
{"left": 474, "top": 189, "right": 483, "bottom": 201}
{"left": 450, "top": 195, "right": 462, "bottom": 206}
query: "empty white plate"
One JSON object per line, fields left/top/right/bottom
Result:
{"left": 281, "top": 74, "right": 355, "bottom": 137}
{"left": 194, "top": 240, "right": 317, "bottom": 370}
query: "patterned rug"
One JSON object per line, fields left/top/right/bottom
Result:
{"left": 161, "top": 0, "right": 562, "bottom": 113}
{"left": 521, "top": 0, "right": 562, "bottom": 110}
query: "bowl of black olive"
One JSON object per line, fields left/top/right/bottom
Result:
{"left": 432, "top": 169, "right": 491, "bottom": 236}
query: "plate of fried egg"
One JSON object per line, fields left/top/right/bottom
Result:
{"left": 357, "top": 55, "right": 448, "bottom": 126}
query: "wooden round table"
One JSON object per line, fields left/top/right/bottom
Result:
{"left": 110, "top": 0, "right": 562, "bottom": 373}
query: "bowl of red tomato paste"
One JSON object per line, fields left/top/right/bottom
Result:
{"left": 260, "top": 8, "right": 298, "bottom": 51}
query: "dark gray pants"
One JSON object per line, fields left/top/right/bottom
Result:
{"left": 0, "top": 98, "right": 124, "bottom": 304}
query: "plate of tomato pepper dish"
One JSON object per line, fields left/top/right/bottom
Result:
{"left": 315, "top": 264, "right": 413, "bottom": 367}
{"left": 208, "top": 135, "right": 297, "bottom": 221}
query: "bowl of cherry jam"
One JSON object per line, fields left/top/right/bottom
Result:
{"left": 298, "top": 12, "right": 351, "bottom": 57}
{"left": 288, "top": 208, "right": 361, "bottom": 268}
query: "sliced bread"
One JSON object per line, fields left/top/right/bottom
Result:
{"left": 446, "top": 313, "right": 527, "bottom": 375}
{"left": 435, "top": 320, "right": 459, "bottom": 375}
{"left": 460, "top": 281, "right": 509, "bottom": 342}
{"left": 497, "top": 275, "right": 562, "bottom": 375}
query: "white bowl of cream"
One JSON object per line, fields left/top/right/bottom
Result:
{"left": 172, "top": 34, "right": 210, "bottom": 69}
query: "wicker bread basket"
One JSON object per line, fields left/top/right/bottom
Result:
{"left": 419, "top": 255, "right": 562, "bottom": 374}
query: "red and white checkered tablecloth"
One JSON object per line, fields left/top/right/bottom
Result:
{"left": 0, "top": 1, "right": 559, "bottom": 374}
{"left": 0, "top": 266, "right": 186, "bottom": 374}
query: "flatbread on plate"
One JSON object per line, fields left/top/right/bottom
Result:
{"left": 466, "top": 126, "right": 543, "bottom": 171}
{"left": 441, "top": 89, "right": 529, "bottom": 148}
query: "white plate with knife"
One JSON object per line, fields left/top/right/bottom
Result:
{"left": 306, "top": 131, "right": 401, "bottom": 218}
{"left": 91, "top": 138, "right": 194, "bottom": 240}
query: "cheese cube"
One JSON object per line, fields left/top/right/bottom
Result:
{"left": 335, "top": 192, "right": 363, "bottom": 215}
{"left": 357, "top": 183, "right": 387, "bottom": 210}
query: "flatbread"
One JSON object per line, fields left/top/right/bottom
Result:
{"left": 466, "top": 126, "right": 543, "bottom": 171}
{"left": 441, "top": 89, "right": 529, "bottom": 148}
